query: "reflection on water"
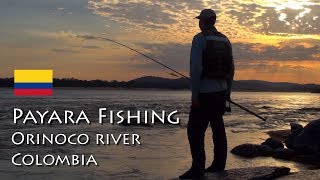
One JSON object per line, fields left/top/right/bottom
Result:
{"left": 0, "top": 89, "right": 319, "bottom": 179}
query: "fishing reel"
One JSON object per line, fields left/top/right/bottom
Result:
{"left": 226, "top": 102, "right": 231, "bottom": 112}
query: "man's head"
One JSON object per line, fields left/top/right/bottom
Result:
{"left": 195, "top": 9, "right": 216, "bottom": 31}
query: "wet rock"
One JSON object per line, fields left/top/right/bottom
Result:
{"left": 285, "top": 127, "right": 302, "bottom": 149}
{"left": 203, "top": 166, "right": 291, "bottom": 180}
{"left": 290, "top": 122, "right": 303, "bottom": 132}
{"left": 261, "top": 138, "right": 284, "bottom": 150}
{"left": 231, "top": 144, "right": 260, "bottom": 158}
{"left": 285, "top": 119, "right": 320, "bottom": 153}
{"left": 273, "top": 148, "right": 295, "bottom": 160}
{"left": 279, "top": 169, "right": 320, "bottom": 180}
{"left": 294, "top": 145, "right": 318, "bottom": 155}
{"left": 285, "top": 123, "right": 304, "bottom": 149}
{"left": 293, "top": 154, "right": 320, "bottom": 166}
{"left": 256, "top": 145, "right": 274, "bottom": 157}
{"left": 250, "top": 167, "right": 291, "bottom": 180}
{"left": 267, "top": 130, "right": 291, "bottom": 142}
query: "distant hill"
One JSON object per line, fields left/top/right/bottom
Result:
{"left": 231, "top": 80, "right": 320, "bottom": 92}
{"left": 126, "top": 76, "right": 320, "bottom": 92}
{"left": 1, "top": 76, "right": 320, "bottom": 92}
{"left": 127, "top": 76, "right": 189, "bottom": 89}
{"left": 312, "top": 89, "right": 320, "bottom": 93}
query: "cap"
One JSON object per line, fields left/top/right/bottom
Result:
{"left": 195, "top": 9, "right": 216, "bottom": 20}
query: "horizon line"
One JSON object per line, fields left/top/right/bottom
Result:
{"left": 1, "top": 76, "right": 320, "bottom": 86}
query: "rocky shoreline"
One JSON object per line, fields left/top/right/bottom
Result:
{"left": 177, "top": 119, "right": 320, "bottom": 180}
{"left": 280, "top": 169, "right": 320, "bottom": 179}
{"left": 203, "top": 167, "right": 320, "bottom": 180}
{"left": 205, "top": 166, "right": 290, "bottom": 179}
{"left": 224, "top": 119, "right": 320, "bottom": 179}
{"left": 231, "top": 119, "right": 320, "bottom": 166}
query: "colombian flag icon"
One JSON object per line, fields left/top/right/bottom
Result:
{"left": 14, "top": 70, "right": 53, "bottom": 96}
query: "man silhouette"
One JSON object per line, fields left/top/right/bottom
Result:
{"left": 179, "top": 9, "right": 234, "bottom": 179}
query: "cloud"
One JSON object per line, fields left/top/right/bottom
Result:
{"left": 88, "top": 0, "right": 179, "bottom": 30}
{"left": 135, "top": 40, "right": 320, "bottom": 71}
{"left": 225, "top": 2, "right": 320, "bottom": 35}
{"left": 81, "top": 45, "right": 102, "bottom": 49}
{"left": 51, "top": 48, "right": 79, "bottom": 54}
{"left": 233, "top": 42, "right": 320, "bottom": 61}
{"left": 25, "top": 30, "right": 78, "bottom": 39}
{"left": 87, "top": 0, "right": 320, "bottom": 45}
{"left": 87, "top": 0, "right": 217, "bottom": 42}
{"left": 136, "top": 42, "right": 190, "bottom": 70}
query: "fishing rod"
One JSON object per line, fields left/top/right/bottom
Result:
{"left": 77, "top": 35, "right": 267, "bottom": 121}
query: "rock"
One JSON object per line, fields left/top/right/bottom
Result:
{"left": 295, "top": 155, "right": 320, "bottom": 166}
{"left": 294, "top": 144, "right": 318, "bottom": 155}
{"left": 231, "top": 144, "right": 260, "bottom": 158}
{"left": 285, "top": 127, "right": 302, "bottom": 149}
{"left": 285, "top": 119, "right": 320, "bottom": 153}
{"left": 231, "top": 144, "right": 275, "bottom": 157}
{"left": 279, "top": 169, "right": 320, "bottom": 180}
{"left": 261, "top": 138, "right": 284, "bottom": 150}
{"left": 202, "top": 166, "right": 291, "bottom": 180}
{"left": 293, "top": 154, "right": 320, "bottom": 166}
{"left": 267, "top": 130, "right": 291, "bottom": 142}
{"left": 250, "top": 167, "right": 291, "bottom": 180}
{"left": 273, "top": 148, "right": 295, "bottom": 160}
{"left": 290, "top": 122, "right": 303, "bottom": 132}
{"left": 256, "top": 145, "right": 274, "bottom": 157}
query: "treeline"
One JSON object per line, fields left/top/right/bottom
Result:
{"left": 1, "top": 76, "right": 319, "bottom": 92}
{"left": 0, "top": 78, "right": 13, "bottom": 87}
{"left": 54, "top": 77, "right": 189, "bottom": 89}
{"left": 0, "top": 77, "right": 190, "bottom": 89}
{"left": 54, "top": 78, "right": 128, "bottom": 87}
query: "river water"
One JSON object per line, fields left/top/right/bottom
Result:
{"left": 0, "top": 89, "right": 319, "bottom": 179}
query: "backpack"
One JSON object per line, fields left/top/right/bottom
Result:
{"left": 201, "top": 30, "right": 233, "bottom": 79}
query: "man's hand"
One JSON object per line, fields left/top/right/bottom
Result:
{"left": 191, "top": 96, "right": 201, "bottom": 109}
{"left": 225, "top": 92, "right": 231, "bottom": 102}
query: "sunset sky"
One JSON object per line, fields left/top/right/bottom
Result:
{"left": 0, "top": 0, "right": 319, "bottom": 84}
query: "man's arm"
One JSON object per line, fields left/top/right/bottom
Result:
{"left": 226, "top": 39, "right": 235, "bottom": 101}
{"left": 190, "top": 34, "right": 203, "bottom": 104}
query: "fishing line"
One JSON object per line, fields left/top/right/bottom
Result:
{"left": 77, "top": 35, "right": 186, "bottom": 79}
{"left": 75, "top": 34, "right": 267, "bottom": 121}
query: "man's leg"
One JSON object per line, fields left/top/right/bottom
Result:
{"left": 206, "top": 93, "right": 227, "bottom": 172}
{"left": 210, "top": 114, "right": 227, "bottom": 169}
{"left": 180, "top": 105, "right": 209, "bottom": 178}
